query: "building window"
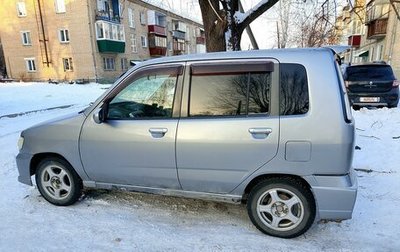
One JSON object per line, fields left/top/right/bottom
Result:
{"left": 54, "top": 0, "right": 66, "bottom": 13}
{"left": 59, "top": 29, "right": 69, "bottom": 43}
{"left": 17, "top": 2, "right": 27, "bottom": 17}
{"left": 140, "top": 12, "right": 146, "bottom": 25}
{"left": 141, "top": 35, "right": 147, "bottom": 48}
{"left": 378, "top": 45, "right": 384, "bottom": 61}
{"left": 21, "top": 31, "right": 32, "bottom": 45}
{"left": 121, "top": 58, "right": 128, "bottom": 71}
{"left": 63, "top": 58, "right": 73, "bottom": 71}
{"left": 128, "top": 8, "right": 135, "bottom": 28}
{"left": 25, "top": 58, "right": 36, "bottom": 72}
{"left": 103, "top": 57, "right": 115, "bottom": 71}
{"left": 167, "top": 41, "right": 172, "bottom": 52}
{"left": 131, "top": 34, "right": 137, "bottom": 53}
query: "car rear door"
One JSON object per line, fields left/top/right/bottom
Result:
{"left": 176, "top": 59, "right": 280, "bottom": 193}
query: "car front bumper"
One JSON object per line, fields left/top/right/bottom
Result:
{"left": 16, "top": 152, "right": 33, "bottom": 186}
{"left": 306, "top": 169, "right": 358, "bottom": 220}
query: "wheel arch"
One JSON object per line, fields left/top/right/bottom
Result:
{"left": 30, "top": 153, "right": 74, "bottom": 176}
{"left": 241, "top": 173, "right": 313, "bottom": 203}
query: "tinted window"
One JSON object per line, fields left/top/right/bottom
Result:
{"left": 189, "top": 71, "right": 271, "bottom": 117}
{"left": 280, "top": 63, "right": 309, "bottom": 115}
{"left": 345, "top": 65, "right": 395, "bottom": 81}
{"left": 108, "top": 72, "right": 178, "bottom": 119}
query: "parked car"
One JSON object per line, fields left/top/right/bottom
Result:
{"left": 16, "top": 48, "right": 357, "bottom": 238}
{"left": 343, "top": 62, "right": 399, "bottom": 109}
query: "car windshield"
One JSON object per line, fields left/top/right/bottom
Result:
{"left": 345, "top": 65, "right": 395, "bottom": 81}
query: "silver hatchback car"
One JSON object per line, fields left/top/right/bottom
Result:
{"left": 17, "top": 49, "right": 357, "bottom": 238}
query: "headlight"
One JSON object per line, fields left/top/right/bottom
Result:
{"left": 17, "top": 136, "right": 24, "bottom": 151}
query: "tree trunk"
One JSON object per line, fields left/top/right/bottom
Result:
{"left": 199, "top": 0, "right": 226, "bottom": 52}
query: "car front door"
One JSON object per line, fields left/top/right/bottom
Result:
{"left": 79, "top": 64, "right": 184, "bottom": 189}
{"left": 176, "top": 60, "right": 280, "bottom": 193}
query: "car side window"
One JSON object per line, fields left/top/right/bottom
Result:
{"left": 280, "top": 63, "right": 309, "bottom": 115}
{"left": 107, "top": 66, "right": 181, "bottom": 120}
{"left": 189, "top": 62, "right": 273, "bottom": 117}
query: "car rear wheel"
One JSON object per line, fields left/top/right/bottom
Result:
{"left": 35, "top": 157, "right": 82, "bottom": 206}
{"left": 247, "top": 177, "right": 315, "bottom": 238}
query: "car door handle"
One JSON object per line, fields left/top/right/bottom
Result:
{"left": 149, "top": 128, "right": 168, "bottom": 134}
{"left": 248, "top": 128, "right": 272, "bottom": 135}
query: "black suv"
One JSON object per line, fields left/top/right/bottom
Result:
{"left": 343, "top": 63, "right": 399, "bottom": 108}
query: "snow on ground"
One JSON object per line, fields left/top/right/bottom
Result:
{"left": 0, "top": 82, "right": 399, "bottom": 251}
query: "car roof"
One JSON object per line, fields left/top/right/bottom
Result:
{"left": 137, "top": 47, "right": 334, "bottom": 67}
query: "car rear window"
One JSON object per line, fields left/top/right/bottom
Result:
{"left": 345, "top": 65, "right": 395, "bottom": 81}
{"left": 280, "top": 63, "right": 309, "bottom": 116}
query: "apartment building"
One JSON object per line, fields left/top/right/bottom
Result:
{"left": 336, "top": 0, "right": 400, "bottom": 76}
{"left": 0, "top": 0, "right": 205, "bottom": 82}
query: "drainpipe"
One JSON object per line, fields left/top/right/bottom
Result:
{"left": 87, "top": 0, "right": 98, "bottom": 82}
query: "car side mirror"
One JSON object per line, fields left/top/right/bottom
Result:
{"left": 93, "top": 99, "right": 111, "bottom": 124}
{"left": 93, "top": 108, "right": 104, "bottom": 124}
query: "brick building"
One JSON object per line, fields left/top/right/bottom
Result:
{"left": 335, "top": 0, "right": 400, "bottom": 76}
{"left": 0, "top": 0, "right": 205, "bottom": 82}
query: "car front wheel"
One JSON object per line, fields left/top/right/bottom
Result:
{"left": 35, "top": 157, "right": 82, "bottom": 206}
{"left": 247, "top": 177, "right": 315, "bottom": 238}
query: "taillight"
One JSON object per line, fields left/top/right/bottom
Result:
{"left": 394, "top": 80, "right": 400, "bottom": 87}
{"left": 345, "top": 81, "right": 350, "bottom": 88}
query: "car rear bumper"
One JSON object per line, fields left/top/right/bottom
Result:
{"left": 307, "top": 169, "right": 358, "bottom": 220}
{"left": 16, "top": 152, "right": 33, "bottom": 186}
{"left": 348, "top": 88, "right": 399, "bottom": 107}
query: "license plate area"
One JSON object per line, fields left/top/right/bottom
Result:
{"left": 360, "top": 97, "right": 380, "bottom": 102}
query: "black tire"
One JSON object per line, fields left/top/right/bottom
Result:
{"left": 352, "top": 105, "right": 361, "bottom": 110}
{"left": 35, "top": 157, "right": 82, "bottom": 206}
{"left": 247, "top": 177, "right": 316, "bottom": 238}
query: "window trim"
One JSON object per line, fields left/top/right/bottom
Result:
{"left": 130, "top": 33, "right": 138, "bottom": 53}
{"left": 54, "top": 0, "right": 66, "bottom": 13}
{"left": 21, "top": 31, "right": 32, "bottom": 46}
{"left": 58, "top": 29, "right": 70, "bottom": 43}
{"left": 103, "top": 57, "right": 116, "bottom": 71}
{"left": 24, "top": 58, "right": 36, "bottom": 72}
{"left": 141, "top": 35, "right": 147, "bottom": 48}
{"left": 17, "top": 2, "right": 27, "bottom": 17}
{"left": 62, "top": 57, "right": 73, "bottom": 72}
{"left": 128, "top": 8, "right": 135, "bottom": 28}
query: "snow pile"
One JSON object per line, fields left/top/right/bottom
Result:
{"left": 0, "top": 82, "right": 399, "bottom": 251}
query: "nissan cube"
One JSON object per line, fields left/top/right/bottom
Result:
{"left": 16, "top": 48, "right": 357, "bottom": 238}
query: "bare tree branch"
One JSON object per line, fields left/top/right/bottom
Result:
{"left": 239, "top": 0, "right": 280, "bottom": 32}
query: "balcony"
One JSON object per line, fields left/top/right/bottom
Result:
{"left": 95, "top": 20, "right": 125, "bottom": 53}
{"left": 348, "top": 35, "right": 361, "bottom": 48}
{"left": 149, "top": 48, "right": 167, "bottom": 57}
{"left": 95, "top": 0, "right": 121, "bottom": 23}
{"left": 196, "top": 36, "right": 205, "bottom": 44}
{"left": 367, "top": 18, "right": 388, "bottom": 39}
{"left": 172, "top": 30, "right": 186, "bottom": 40}
{"left": 95, "top": 10, "right": 120, "bottom": 23}
{"left": 148, "top": 34, "right": 167, "bottom": 57}
{"left": 148, "top": 25, "right": 166, "bottom": 36}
